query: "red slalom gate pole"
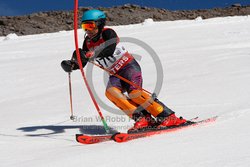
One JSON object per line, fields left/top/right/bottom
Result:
{"left": 73, "top": 0, "right": 110, "bottom": 133}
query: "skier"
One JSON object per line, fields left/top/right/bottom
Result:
{"left": 61, "top": 9, "right": 186, "bottom": 132}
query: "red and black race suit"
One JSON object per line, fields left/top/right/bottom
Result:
{"left": 82, "top": 28, "right": 134, "bottom": 74}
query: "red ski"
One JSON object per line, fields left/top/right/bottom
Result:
{"left": 76, "top": 134, "right": 112, "bottom": 144}
{"left": 112, "top": 116, "right": 217, "bottom": 143}
{"left": 76, "top": 116, "right": 216, "bottom": 144}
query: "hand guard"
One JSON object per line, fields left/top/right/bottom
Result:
{"left": 85, "top": 51, "right": 95, "bottom": 58}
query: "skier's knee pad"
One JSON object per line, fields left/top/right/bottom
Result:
{"left": 128, "top": 90, "right": 164, "bottom": 117}
{"left": 105, "top": 87, "right": 137, "bottom": 117}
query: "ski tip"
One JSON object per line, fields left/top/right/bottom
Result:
{"left": 206, "top": 116, "right": 218, "bottom": 122}
{"left": 75, "top": 134, "right": 82, "bottom": 142}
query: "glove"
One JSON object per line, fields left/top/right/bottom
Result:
{"left": 72, "top": 48, "right": 85, "bottom": 61}
{"left": 71, "top": 48, "right": 89, "bottom": 68}
{"left": 61, "top": 60, "right": 78, "bottom": 73}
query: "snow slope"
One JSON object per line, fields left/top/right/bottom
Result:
{"left": 1, "top": 16, "right": 250, "bottom": 167}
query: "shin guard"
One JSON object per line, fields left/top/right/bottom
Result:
{"left": 105, "top": 87, "right": 137, "bottom": 118}
{"left": 128, "top": 90, "right": 165, "bottom": 117}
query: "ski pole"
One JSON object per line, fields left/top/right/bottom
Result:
{"left": 68, "top": 72, "right": 75, "bottom": 120}
{"left": 73, "top": 0, "right": 110, "bottom": 133}
{"left": 89, "top": 61, "right": 153, "bottom": 95}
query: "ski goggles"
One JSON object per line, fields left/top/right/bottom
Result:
{"left": 81, "top": 21, "right": 97, "bottom": 31}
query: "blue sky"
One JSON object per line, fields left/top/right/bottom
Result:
{"left": 0, "top": 0, "right": 250, "bottom": 16}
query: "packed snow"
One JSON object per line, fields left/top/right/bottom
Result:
{"left": 1, "top": 15, "right": 250, "bottom": 167}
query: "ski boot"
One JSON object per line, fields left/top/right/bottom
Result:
{"left": 153, "top": 98, "right": 186, "bottom": 128}
{"left": 128, "top": 110, "right": 156, "bottom": 133}
{"left": 157, "top": 113, "right": 187, "bottom": 128}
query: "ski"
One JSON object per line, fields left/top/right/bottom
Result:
{"left": 76, "top": 134, "right": 113, "bottom": 144}
{"left": 112, "top": 116, "right": 217, "bottom": 143}
{"left": 75, "top": 116, "right": 215, "bottom": 144}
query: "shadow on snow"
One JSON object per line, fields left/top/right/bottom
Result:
{"left": 17, "top": 125, "right": 117, "bottom": 137}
